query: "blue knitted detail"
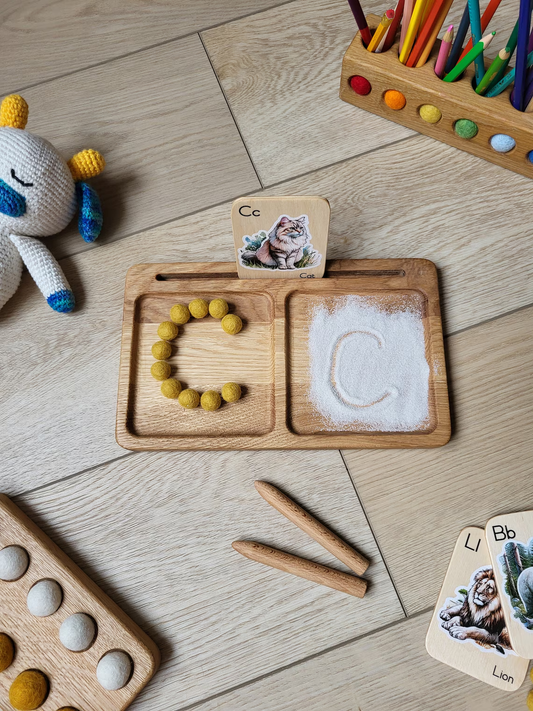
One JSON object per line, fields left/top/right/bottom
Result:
{"left": 47, "top": 289, "right": 75, "bottom": 313}
{"left": 0, "top": 178, "right": 26, "bottom": 217}
{"left": 76, "top": 182, "right": 103, "bottom": 243}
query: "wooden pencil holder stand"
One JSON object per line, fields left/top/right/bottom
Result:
{"left": 340, "top": 14, "right": 533, "bottom": 178}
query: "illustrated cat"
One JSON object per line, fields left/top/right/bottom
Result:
{"left": 242, "top": 215, "right": 311, "bottom": 270}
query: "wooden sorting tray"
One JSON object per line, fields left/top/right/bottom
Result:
{"left": 0, "top": 495, "right": 159, "bottom": 711}
{"left": 116, "top": 259, "right": 451, "bottom": 450}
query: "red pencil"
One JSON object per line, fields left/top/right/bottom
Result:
{"left": 382, "top": 0, "right": 406, "bottom": 51}
{"left": 406, "top": 0, "right": 453, "bottom": 66}
{"left": 458, "top": 0, "right": 503, "bottom": 60}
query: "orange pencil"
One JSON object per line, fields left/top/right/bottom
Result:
{"left": 458, "top": 0, "right": 503, "bottom": 61}
{"left": 406, "top": 0, "right": 454, "bottom": 66}
{"left": 415, "top": 0, "right": 455, "bottom": 66}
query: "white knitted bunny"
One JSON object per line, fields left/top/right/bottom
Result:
{"left": 0, "top": 94, "right": 105, "bottom": 313}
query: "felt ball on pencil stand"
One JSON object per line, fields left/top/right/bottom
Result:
{"left": 189, "top": 298, "right": 209, "bottom": 318}
{"left": 349, "top": 75, "right": 372, "bottom": 95}
{"left": 9, "top": 670, "right": 49, "bottom": 711}
{"left": 201, "top": 390, "right": 222, "bottom": 411}
{"left": 27, "top": 579, "right": 63, "bottom": 617}
{"left": 157, "top": 321, "right": 179, "bottom": 341}
{"left": 419, "top": 104, "right": 442, "bottom": 124}
{"left": 178, "top": 388, "right": 200, "bottom": 409}
{"left": 221, "top": 382, "right": 242, "bottom": 403}
{"left": 59, "top": 613, "right": 97, "bottom": 651}
{"left": 152, "top": 340, "right": 172, "bottom": 360}
{"left": 0, "top": 545, "right": 29, "bottom": 581}
{"left": 0, "top": 633, "right": 14, "bottom": 672}
{"left": 151, "top": 361, "right": 172, "bottom": 381}
{"left": 383, "top": 90, "right": 406, "bottom": 110}
{"left": 528, "top": 150, "right": 533, "bottom": 164}
{"left": 209, "top": 298, "right": 229, "bottom": 319}
{"left": 170, "top": 303, "right": 190, "bottom": 325}
{"left": 97, "top": 650, "right": 133, "bottom": 690}
{"left": 490, "top": 134, "right": 516, "bottom": 153}
{"left": 221, "top": 314, "right": 243, "bottom": 335}
{"left": 454, "top": 119, "right": 478, "bottom": 139}
{"left": 161, "top": 378, "right": 182, "bottom": 399}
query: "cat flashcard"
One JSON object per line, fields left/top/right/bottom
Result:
{"left": 486, "top": 511, "right": 533, "bottom": 660}
{"left": 232, "top": 196, "right": 330, "bottom": 280}
{"left": 426, "top": 527, "right": 528, "bottom": 691}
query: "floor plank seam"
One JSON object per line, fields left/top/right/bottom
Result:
{"left": 176, "top": 606, "right": 433, "bottom": 711}
{"left": 6, "top": 0, "right": 300, "bottom": 97}
{"left": 444, "top": 300, "right": 533, "bottom": 338}
{"left": 338, "top": 450, "right": 409, "bottom": 618}
{"left": 198, "top": 33, "right": 264, "bottom": 190}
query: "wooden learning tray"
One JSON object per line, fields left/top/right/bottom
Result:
{"left": 116, "top": 259, "right": 450, "bottom": 450}
{"left": 0, "top": 494, "right": 159, "bottom": 711}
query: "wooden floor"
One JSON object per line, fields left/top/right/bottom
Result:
{"left": 1, "top": 1, "right": 532, "bottom": 708}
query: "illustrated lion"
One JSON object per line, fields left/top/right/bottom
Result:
{"left": 439, "top": 566, "right": 511, "bottom": 654}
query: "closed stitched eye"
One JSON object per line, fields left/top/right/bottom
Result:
{"left": 10, "top": 168, "right": 33, "bottom": 187}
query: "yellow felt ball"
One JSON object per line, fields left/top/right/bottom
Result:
{"left": 528, "top": 689, "right": 533, "bottom": 711}
{"left": 170, "top": 303, "right": 190, "bottom": 325}
{"left": 0, "top": 633, "right": 14, "bottom": 672}
{"left": 152, "top": 341, "right": 172, "bottom": 360}
{"left": 221, "top": 382, "right": 242, "bottom": 403}
{"left": 419, "top": 104, "right": 442, "bottom": 124}
{"left": 178, "top": 388, "right": 200, "bottom": 409}
{"left": 158, "top": 321, "right": 179, "bottom": 341}
{"left": 9, "top": 670, "right": 49, "bottom": 710}
{"left": 201, "top": 390, "right": 222, "bottom": 411}
{"left": 189, "top": 299, "right": 209, "bottom": 318}
{"left": 221, "top": 314, "right": 242, "bottom": 335}
{"left": 57, "top": 708, "right": 78, "bottom": 711}
{"left": 151, "top": 361, "right": 171, "bottom": 381}
{"left": 209, "top": 298, "right": 229, "bottom": 319}
{"left": 161, "top": 378, "right": 182, "bottom": 399}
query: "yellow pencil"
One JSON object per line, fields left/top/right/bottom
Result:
{"left": 367, "top": 9, "right": 395, "bottom": 52}
{"left": 399, "top": 0, "right": 427, "bottom": 63}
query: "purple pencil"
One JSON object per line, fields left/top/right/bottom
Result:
{"left": 346, "top": 0, "right": 372, "bottom": 46}
{"left": 435, "top": 25, "right": 454, "bottom": 78}
{"left": 512, "top": 0, "right": 532, "bottom": 110}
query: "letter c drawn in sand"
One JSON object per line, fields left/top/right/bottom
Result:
{"left": 330, "top": 330, "right": 397, "bottom": 409}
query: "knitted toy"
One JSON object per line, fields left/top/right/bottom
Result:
{"left": 0, "top": 94, "right": 105, "bottom": 314}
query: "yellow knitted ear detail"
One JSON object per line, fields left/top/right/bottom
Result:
{"left": 67, "top": 149, "right": 106, "bottom": 181}
{"left": 0, "top": 94, "right": 29, "bottom": 129}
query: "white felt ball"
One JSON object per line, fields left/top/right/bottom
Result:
{"left": 0, "top": 545, "right": 29, "bottom": 580}
{"left": 27, "top": 579, "right": 63, "bottom": 617}
{"left": 96, "top": 650, "right": 133, "bottom": 690}
{"left": 59, "top": 613, "right": 97, "bottom": 651}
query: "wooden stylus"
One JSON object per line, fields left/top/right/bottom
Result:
{"left": 254, "top": 481, "right": 369, "bottom": 576}
{"left": 232, "top": 541, "right": 368, "bottom": 598}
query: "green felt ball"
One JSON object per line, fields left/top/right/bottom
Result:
{"left": 454, "top": 119, "right": 478, "bottom": 139}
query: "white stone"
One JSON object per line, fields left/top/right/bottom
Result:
{"left": 27, "top": 579, "right": 63, "bottom": 616}
{"left": 59, "top": 613, "right": 96, "bottom": 651}
{"left": 96, "top": 650, "right": 133, "bottom": 690}
{"left": 0, "top": 545, "right": 29, "bottom": 581}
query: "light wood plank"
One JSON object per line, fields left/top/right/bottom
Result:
{"left": 189, "top": 612, "right": 532, "bottom": 711}
{"left": 0, "top": 0, "right": 291, "bottom": 94}
{"left": 15, "top": 449, "right": 404, "bottom": 709}
{"left": 201, "top": 0, "right": 414, "bottom": 185}
{"left": 10, "top": 33, "right": 259, "bottom": 259}
{"left": 343, "top": 305, "right": 533, "bottom": 615}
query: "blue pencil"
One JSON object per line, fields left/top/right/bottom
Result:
{"left": 486, "top": 49, "right": 533, "bottom": 96}
{"left": 468, "top": 0, "right": 484, "bottom": 86}
{"left": 512, "top": 0, "right": 533, "bottom": 110}
{"left": 445, "top": 2, "right": 470, "bottom": 74}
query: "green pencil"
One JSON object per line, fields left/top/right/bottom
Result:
{"left": 476, "top": 48, "right": 511, "bottom": 94}
{"left": 444, "top": 31, "right": 496, "bottom": 83}
{"left": 486, "top": 20, "right": 519, "bottom": 92}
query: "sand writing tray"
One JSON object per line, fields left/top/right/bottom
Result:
{"left": 340, "top": 15, "right": 533, "bottom": 179}
{"left": 116, "top": 258, "right": 450, "bottom": 450}
{"left": 0, "top": 495, "right": 159, "bottom": 711}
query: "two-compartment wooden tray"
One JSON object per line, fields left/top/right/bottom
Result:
{"left": 116, "top": 259, "right": 450, "bottom": 450}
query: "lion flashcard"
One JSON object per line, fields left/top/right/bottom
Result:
{"left": 426, "top": 527, "right": 528, "bottom": 691}
{"left": 487, "top": 511, "right": 533, "bottom": 660}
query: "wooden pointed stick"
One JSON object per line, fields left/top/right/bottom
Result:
{"left": 232, "top": 541, "right": 368, "bottom": 598}
{"left": 255, "top": 480, "right": 369, "bottom": 576}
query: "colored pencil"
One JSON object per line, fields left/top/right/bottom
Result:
{"left": 444, "top": 31, "right": 495, "bottom": 82}
{"left": 382, "top": 0, "right": 405, "bottom": 51}
{"left": 399, "top": 0, "right": 416, "bottom": 52}
{"left": 524, "top": 73, "right": 533, "bottom": 110}
{"left": 346, "top": 0, "right": 373, "bottom": 46}
{"left": 476, "top": 48, "right": 511, "bottom": 94}
{"left": 512, "top": 0, "right": 532, "bottom": 110}
{"left": 413, "top": 0, "right": 455, "bottom": 67}
{"left": 445, "top": 3, "right": 471, "bottom": 73}
{"left": 435, "top": 25, "right": 454, "bottom": 76}
{"left": 420, "top": 0, "right": 436, "bottom": 28}
{"left": 485, "top": 20, "right": 519, "bottom": 92}
{"left": 399, "top": 0, "right": 430, "bottom": 63}
{"left": 468, "top": 0, "right": 485, "bottom": 86}
{"left": 458, "top": 0, "right": 504, "bottom": 60}
{"left": 367, "top": 9, "right": 395, "bottom": 51}
{"left": 485, "top": 49, "right": 533, "bottom": 96}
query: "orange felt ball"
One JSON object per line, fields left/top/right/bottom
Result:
{"left": 384, "top": 90, "right": 406, "bottom": 110}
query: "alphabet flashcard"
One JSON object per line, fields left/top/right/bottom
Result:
{"left": 426, "top": 526, "right": 529, "bottom": 691}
